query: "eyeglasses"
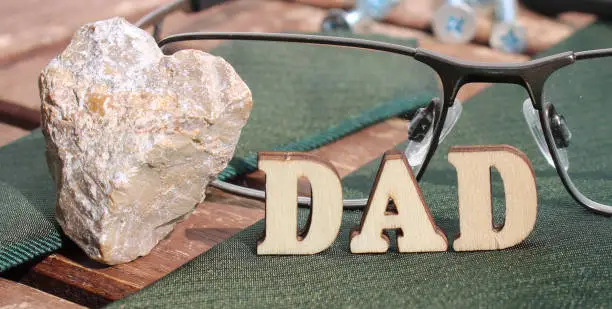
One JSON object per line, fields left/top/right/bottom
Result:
{"left": 139, "top": 1, "right": 612, "bottom": 215}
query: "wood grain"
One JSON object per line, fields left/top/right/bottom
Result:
{"left": 293, "top": 0, "right": 352, "bottom": 9}
{"left": 0, "top": 0, "right": 530, "bottom": 112}
{"left": 0, "top": 0, "right": 168, "bottom": 111}
{"left": 448, "top": 145, "right": 538, "bottom": 251}
{"left": 0, "top": 123, "right": 29, "bottom": 147}
{"left": 25, "top": 202, "right": 263, "bottom": 304}
{"left": 558, "top": 12, "right": 597, "bottom": 28}
{"left": 17, "top": 0, "right": 568, "bottom": 284}
{"left": 0, "top": 0, "right": 166, "bottom": 66}
{"left": 257, "top": 152, "right": 344, "bottom": 255}
{"left": 22, "top": 115, "right": 410, "bottom": 305}
{"left": 167, "top": 0, "right": 529, "bottom": 63}
{"left": 350, "top": 151, "right": 448, "bottom": 253}
{"left": 0, "top": 278, "right": 84, "bottom": 309}
{"left": 0, "top": 99, "right": 40, "bottom": 130}
{"left": 1, "top": 0, "right": 593, "bottom": 306}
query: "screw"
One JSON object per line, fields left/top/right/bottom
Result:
{"left": 489, "top": 0, "right": 527, "bottom": 53}
{"left": 432, "top": 0, "right": 478, "bottom": 44}
{"left": 321, "top": 0, "right": 401, "bottom": 33}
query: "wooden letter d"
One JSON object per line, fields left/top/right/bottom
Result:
{"left": 257, "top": 152, "right": 343, "bottom": 255}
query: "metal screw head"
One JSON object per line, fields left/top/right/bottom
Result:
{"left": 488, "top": 0, "right": 527, "bottom": 53}
{"left": 432, "top": 2, "right": 477, "bottom": 44}
{"left": 322, "top": 0, "right": 400, "bottom": 33}
{"left": 321, "top": 9, "right": 368, "bottom": 33}
{"left": 322, "top": 9, "right": 352, "bottom": 32}
{"left": 489, "top": 22, "right": 527, "bottom": 53}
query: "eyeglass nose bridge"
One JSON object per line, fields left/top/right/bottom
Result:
{"left": 414, "top": 49, "right": 576, "bottom": 110}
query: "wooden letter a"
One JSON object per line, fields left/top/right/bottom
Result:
{"left": 350, "top": 151, "right": 448, "bottom": 253}
{"left": 257, "top": 152, "right": 343, "bottom": 255}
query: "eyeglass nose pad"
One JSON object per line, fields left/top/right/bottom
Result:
{"left": 404, "top": 98, "right": 463, "bottom": 174}
{"left": 548, "top": 104, "right": 572, "bottom": 149}
{"left": 522, "top": 99, "right": 569, "bottom": 171}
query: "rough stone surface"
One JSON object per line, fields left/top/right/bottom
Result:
{"left": 39, "top": 18, "right": 253, "bottom": 265}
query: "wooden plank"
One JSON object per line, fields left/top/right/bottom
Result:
{"left": 0, "top": 0, "right": 528, "bottom": 112}
{"left": 310, "top": 118, "right": 409, "bottom": 178}
{"left": 295, "top": 0, "right": 595, "bottom": 54}
{"left": 0, "top": 0, "right": 595, "bottom": 112}
{"left": 162, "top": 0, "right": 326, "bottom": 37}
{"left": 25, "top": 119, "right": 412, "bottom": 304}
{"left": 0, "top": 0, "right": 173, "bottom": 111}
{"left": 0, "top": 99, "right": 40, "bottom": 130}
{"left": 163, "top": 0, "right": 527, "bottom": 64}
{"left": 26, "top": 202, "right": 264, "bottom": 305}
{"left": 0, "top": 278, "right": 84, "bottom": 309}
{"left": 1, "top": 0, "right": 323, "bottom": 111}
{"left": 0, "top": 123, "right": 29, "bottom": 147}
{"left": 10, "top": 0, "right": 587, "bottom": 307}
{"left": 1, "top": 48, "right": 65, "bottom": 110}
{"left": 558, "top": 12, "right": 597, "bottom": 29}
{"left": 0, "top": 1, "right": 224, "bottom": 111}
{"left": 16, "top": 5, "right": 531, "bottom": 302}
{"left": 0, "top": 0, "right": 166, "bottom": 66}
{"left": 293, "top": 0, "right": 352, "bottom": 9}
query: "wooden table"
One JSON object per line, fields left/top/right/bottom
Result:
{"left": 0, "top": 0, "right": 595, "bottom": 308}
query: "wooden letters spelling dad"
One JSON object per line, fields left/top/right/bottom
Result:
{"left": 256, "top": 145, "right": 537, "bottom": 254}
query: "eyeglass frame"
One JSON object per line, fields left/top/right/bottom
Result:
{"left": 139, "top": 1, "right": 612, "bottom": 215}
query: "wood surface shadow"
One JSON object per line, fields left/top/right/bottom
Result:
{"left": 184, "top": 227, "right": 247, "bottom": 243}
{"left": 57, "top": 239, "right": 109, "bottom": 269}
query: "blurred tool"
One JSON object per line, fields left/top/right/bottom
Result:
{"left": 489, "top": 0, "right": 527, "bottom": 53}
{"left": 432, "top": 0, "right": 478, "bottom": 44}
{"left": 321, "top": 0, "right": 401, "bottom": 32}
{"left": 520, "top": 0, "right": 612, "bottom": 19}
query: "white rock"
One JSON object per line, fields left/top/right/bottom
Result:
{"left": 39, "top": 17, "right": 253, "bottom": 264}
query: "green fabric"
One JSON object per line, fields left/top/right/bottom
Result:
{"left": 0, "top": 133, "right": 60, "bottom": 271}
{"left": 213, "top": 36, "right": 432, "bottom": 181}
{"left": 0, "top": 35, "right": 424, "bottom": 272}
{"left": 110, "top": 23, "right": 612, "bottom": 308}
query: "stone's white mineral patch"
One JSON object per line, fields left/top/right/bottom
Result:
{"left": 39, "top": 17, "right": 253, "bottom": 265}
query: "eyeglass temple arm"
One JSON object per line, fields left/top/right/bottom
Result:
{"left": 211, "top": 179, "right": 369, "bottom": 209}
{"left": 135, "top": 0, "right": 231, "bottom": 30}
